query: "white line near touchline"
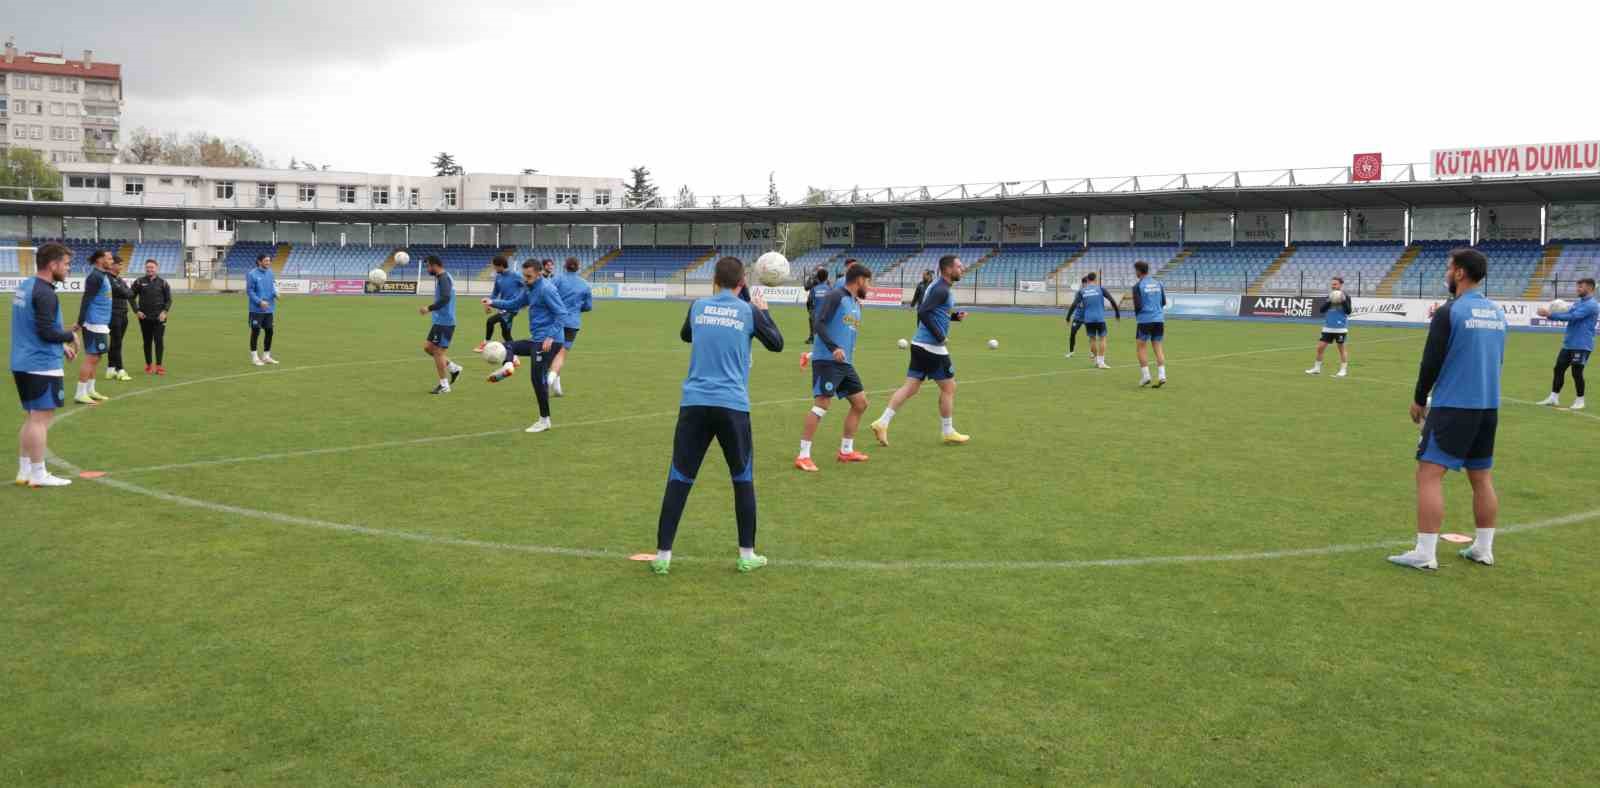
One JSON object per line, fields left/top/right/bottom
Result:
{"left": 95, "top": 336, "right": 1419, "bottom": 477}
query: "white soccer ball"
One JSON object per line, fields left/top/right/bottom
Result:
{"left": 482, "top": 341, "right": 507, "bottom": 366}
{"left": 1329, "top": 290, "right": 1345, "bottom": 304}
{"left": 987, "top": 339, "right": 1000, "bottom": 350}
{"left": 753, "top": 251, "right": 790, "bottom": 287}
{"left": 367, "top": 268, "right": 388, "bottom": 286}
{"left": 393, "top": 251, "right": 411, "bottom": 266}
{"left": 896, "top": 338, "right": 909, "bottom": 350}
{"left": 1548, "top": 299, "right": 1571, "bottom": 315}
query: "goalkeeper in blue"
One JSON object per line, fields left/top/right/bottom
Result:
{"left": 1535, "top": 277, "right": 1596, "bottom": 411}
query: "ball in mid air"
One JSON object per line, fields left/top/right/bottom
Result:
{"left": 367, "top": 268, "right": 388, "bottom": 286}
{"left": 482, "top": 341, "right": 507, "bottom": 366}
{"left": 987, "top": 339, "right": 1000, "bottom": 350}
{"left": 752, "top": 251, "right": 790, "bottom": 287}
{"left": 896, "top": 338, "right": 909, "bottom": 350}
{"left": 393, "top": 251, "right": 411, "bottom": 266}
{"left": 1329, "top": 290, "right": 1345, "bottom": 304}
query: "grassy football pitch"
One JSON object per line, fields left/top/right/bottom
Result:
{"left": 4, "top": 294, "right": 1598, "bottom": 785}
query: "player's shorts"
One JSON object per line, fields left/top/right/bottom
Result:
{"left": 811, "top": 360, "right": 864, "bottom": 399}
{"left": 1084, "top": 321, "right": 1108, "bottom": 338}
{"left": 907, "top": 345, "right": 955, "bottom": 382}
{"left": 81, "top": 330, "right": 109, "bottom": 356}
{"left": 1136, "top": 322, "right": 1165, "bottom": 342}
{"left": 13, "top": 372, "right": 65, "bottom": 412}
{"left": 563, "top": 327, "right": 579, "bottom": 349}
{"left": 248, "top": 312, "right": 274, "bottom": 331}
{"left": 668, "top": 405, "right": 754, "bottom": 485}
{"left": 1559, "top": 348, "right": 1591, "bottom": 367}
{"left": 493, "top": 310, "right": 515, "bottom": 328}
{"left": 1320, "top": 331, "right": 1348, "bottom": 345}
{"left": 1417, "top": 406, "right": 1497, "bottom": 471}
{"left": 426, "top": 324, "right": 455, "bottom": 348}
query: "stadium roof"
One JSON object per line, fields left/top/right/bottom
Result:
{"left": 7, "top": 172, "right": 1600, "bottom": 226}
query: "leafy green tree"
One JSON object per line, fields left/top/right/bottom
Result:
{"left": 0, "top": 148, "right": 62, "bottom": 201}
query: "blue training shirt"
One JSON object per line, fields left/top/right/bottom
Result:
{"left": 491, "top": 275, "right": 568, "bottom": 342}
{"left": 679, "top": 290, "right": 784, "bottom": 411}
{"left": 1079, "top": 284, "right": 1112, "bottom": 323}
{"left": 912, "top": 278, "right": 955, "bottom": 350}
{"left": 78, "top": 267, "right": 112, "bottom": 329}
{"left": 554, "top": 272, "right": 593, "bottom": 329}
{"left": 1133, "top": 277, "right": 1166, "bottom": 324}
{"left": 490, "top": 269, "right": 524, "bottom": 310}
{"left": 811, "top": 287, "right": 862, "bottom": 363}
{"left": 428, "top": 271, "right": 456, "bottom": 326}
{"left": 11, "top": 278, "right": 76, "bottom": 374}
{"left": 1549, "top": 294, "right": 1597, "bottom": 352}
{"left": 246, "top": 267, "right": 277, "bottom": 314}
{"left": 1414, "top": 288, "right": 1506, "bottom": 409}
{"left": 1321, "top": 294, "right": 1353, "bottom": 332}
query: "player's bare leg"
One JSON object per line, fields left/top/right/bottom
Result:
{"left": 1307, "top": 340, "right": 1328, "bottom": 375}
{"left": 795, "top": 396, "right": 831, "bottom": 471}
{"left": 838, "top": 391, "right": 870, "bottom": 462}
{"left": 1460, "top": 468, "right": 1498, "bottom": 565}
{"left": 1336, "top": 342, "right": 1350, "bottom": 377}
{"left": 936, "top": 378, "right": 967, "bottom": 444}
{"left": 1136, "top": 339, "right": 1151, "bottom": 386}
{"left": 1390, "top": 462, "right": 1447, "bottom": 569}
{"left": 870, "top": 377, "right": 922, "bottom": 446}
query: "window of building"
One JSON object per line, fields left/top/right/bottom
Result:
{"left": 489, "top": 186, "right": 515, "bottom": 204}
{"left": 66, "top": 128, "right": 78, "bottom": 141}
{"left": 49, "top": 102, "right": 62, "bottom": 116}
{"left": 299, "top": 184, "right": 317, "bottom": 203}
{"left": 158, "top": 177, "right": 173, "bottom": 186}
{"left": 67, "top": 174, "right": 110, "bottom": 189}
{"left": 217, "top": 219, "right": 236, "bottom": 232}
{"left": 554, "top": 188, "right": 580, "bottom": 206}
{"left": 66, "top": 78, "right": 79, "bottom": 94}
{"left": 443, "top": 187, "right": 458, "bottom": 207}
{"left": 338, "top": 185, "right": 357, "bottom": 204}
{"left": 372, "top": 187, "right": 389, "bottom": 206}
{"left": 521, "top": 187, "right": 541, "bottom": 206}
{"left": 30, "top": 101, "right": 43, "bottom": 115}
{"left": 65, "top": 103, "right": 78, "bottom": 116}
{"left": 257, "top": 183, "right": 277, "bottom": 203}
{"left": 593, "top": 189, "right": 612, "bottom": 206}
{"left": 49, "top": 126, "right": 64, "bottom": 140}
{"left": 215, "top": 181, "right": 235, "bottom": 200}
{"left": 29, "top": 76, "right": 43, "bottom": 90}
{"left": 409, "top": 187, "right": 420, "bottom": 207}
{"left": 28, "top": 125, "right": 41, "bottom": 140}
{"left": 0, "top": 97, "right": 7, "bottom": 115}
{"left": 47, "top": 77, "right": 61, "bottom": 91}
{"left": 125, "top": 177, "right": 145, "bottom": 196}
{"left": 12, "top": 125, "right": 25, "bottom": 140}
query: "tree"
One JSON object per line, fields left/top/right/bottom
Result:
{"left": 118, "top": 128, "right": 264, "bottom": 168}
{"left": 432, "top": 152, "right": 463, "bottom": 176}
{"left": 767, "top": 171, "right": 781, "bottom": 207}
{"left": 625, "top": 166, "right": 659, "bottom": 208}
{"left": 522, "top": 168, "right": 539, "bottom": 175}
{"left": 122, "top": 128, "right": 165, "bottom": 164}
{"left": 675, "top": 185, "right": 697, "bottom": 209}
{"left": 780, "top": 187, "right": 830, "bottom": 259}
{"left": 288, "top": 156, "right": 300, "bottom": 170}
{"left": 0, "top": 149, "right": 63, "bottom": 201}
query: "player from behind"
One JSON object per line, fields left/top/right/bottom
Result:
{"left": 247, "top": 253, "right": 279, "bottom": 366}
{"left": 1068, "top": 272, "right": 1119, "bottom": 367}
{"left": 484, "top": 259, "right": 569, "bottom": 433}
{"left": 796, "top": 262, "right": 873, "bottom": 472}
{"left": 1391, "top": 248, "right": 1506, "bottom": 570}
{"left": 870, "top": 254, "right": 969, "bottom": 446}
{"left": 71, "top": 250, "right": 114, "bottom": 404}
{"left": 1131, "top": 260, "right": 1168, "bottom": 387}
{"left": 1535, "top": 277, "right": 1596, "bottom": 410}
{"left": 1306, "top": 277, "right": 1354, "bottom": 378}
{"left": 800, "top": 266, "right": 832, "bottom": 366}
{"left": 476, "top": 256, "right": 521, "bottom": 353}
{"left": 651, "top": 257, "right": 785, "bottom": 575}
{"left": 419, "top": 255, "right": 463, "bottom": 394}
{"left": 548, "top": 257, "right": 594, "bottom": 397}
{"left": 12, "top": 243, "right": 79, "bottom": 488}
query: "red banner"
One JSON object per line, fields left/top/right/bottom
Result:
{"left": 863, "top": 287, "right": 904, "bottom": 306}
{"left": 311, "top": 279, "right": 368, "bottom": 295}
{"left": 1352, "top": 152, "right": 1383, "bottom": 182}
{"left": 1432, "top": 141, "right": 1600, "bottom": 178}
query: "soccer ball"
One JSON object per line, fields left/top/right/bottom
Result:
{"left": 1548, "top": 299, "right": 1571, "bottom": 315}
{"left": 394, "top": 251, "right": 411, "bottom": 266}
{"left": 1329, "top": 290, "right": 1345, "bottom": 304}
{"left": 367, "top": 268, "right": 388, "bottom": 286}
{"left": 753, "top": 251, "right": 790, "bottom": 287}
{"left": 897, "top": 338, "right": 909, "bottom": 350}
{"left": 482, "top": 341, "right": 507, "bottom": 366}
{"left": 987, "top": 339, "right": 1000, "bottom": 350}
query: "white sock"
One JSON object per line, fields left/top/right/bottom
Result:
{"left": 448, "top": 361, "right": 462, "bottom": 373}
{"left": 1140, "top": 367, "right": 1151, "bottom": 381}
{"left": 539, "top": 417, "right": 551, "bottom": 426}
{"left": 75, "top": 381, "right": 86, "bottom": 397}
{"left": 798, "top": 440, "right": 812, "bottom": 459}
{"left": 940, "top": 416, "right": 954, "bottom": 435}
{"left": 1415, "top": 532, "right": 1439, "bottom": 559}
{"left": 655, "top": 549, "right": 671, "bottom": 562}
{"left": 1158, "top": 365, "right": 1166, "bottom": 379}
{"left": 1339, "top": 363, "right": 1348, "bottom": 372}
{"left": 878, "top": 407, "right": 896, "bottom": 425}
{"left": 739, "top": 547, "right": 755, "bottom": 560}
{"left": 30, "top": 462, "right": 50, "bottom": 482}
{"left": 251, "top": 351, "right": 259, "bottom": 361}
{"left": 18, "top": 456, "right": 30, "bottom": 479}
{"left": 1473, "top": 528, "right": 1495, "bottom": 553}
{"left": 1311, "top": 361, "right": 1322, "bottom": 371}
{"left": 501, "top": 362, "right": 515, "bottom": 374}
{"left": 439, "top": 378, "right": 449, "bottom": 388}
{"left": 840, "top": 437, "right": 854, "bottom": 454}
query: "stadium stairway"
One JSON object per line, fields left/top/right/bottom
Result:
{"left": 1155, "top": 248, "right": 1193, "bottom": 277}
{"left": 475, "top": 247, "right": 519, "bottom": 280}
{"left": 18, "top": 245, "right": 34, "bottom": 275}
{"left": 1049, "top": 248, "right": 1087, "bottom": 278}
{"left": 952, "top": 247, "right": 1000, "bottom": 276}
{"left": 271, "top": 243, "right": 293, "bottom": 274}
{"left": 681, "top": 248, "right": 719, "bottom": 277}
{"left": 379, "top": 249, "right": 406, "bottom": 274}
{"left": 116, "top": 242, "right": 135, "bottom": 264}
{"left": 1247, "top": 246, "right": 1299, "bottom": 295}
{"left": 1523, "top": 244, "right": 1563, "bottom": 298}
{"left": 586, "top": 248, "right": 623, "bottom": 276}
{"left": 1376, "top": 245, "right": 1422, "bottom": 296}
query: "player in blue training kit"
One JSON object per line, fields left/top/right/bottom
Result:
{"left": 246, "top": 253, "right": 280, "bottom": 365}
{"left": 651, "top": 257, "right": 784, "bottom": 575}
{"left": 1391, "top": 248, "right": 1507, "bottom": 570}
{"left": 547, "top": 257, "right": 594, "bottom": 397}
{"left": 1067, "top": 272, "right": 1120, "bottom": 367}
{"left": 478, "top": 256, "right": 522, "bottom": 351}
{"left": 795, "top": 262, "right": 873, "bottom": 472}
{"left": 419, "top": 255, "right": 463, "bottom": 394}
{"left": 1306, "top": 276, "right": 1354, "bottom": 378}
{"left": 1536, "top": 277, "right": 1596, "bottom": 411}
{"left": 799, "top": 266, "right": 833, "bottom": 367}
{"left": 870, "top": 254, "right": 970, "bottom": 446}
{"left": 12, "top": 243, "right": 80, "bottom": 488}
{"left": 484, "top": 259, "right": 570, "bottom": 432}
{"left": 71, "top": 249, "right": 115, "bottom": 404}
{"left": 1131, "top": 260, "right": 1168, "bottom": 387}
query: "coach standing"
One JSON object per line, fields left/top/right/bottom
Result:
{"left": 131, "top": 258, "right": 173, "bottom": 375}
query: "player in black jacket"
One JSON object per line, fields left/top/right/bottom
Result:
{"left": 130, "top": 259, "right": 174, "bottom": 374}
{"left": 106, "top": 256, "right": 136, "bottom": 381}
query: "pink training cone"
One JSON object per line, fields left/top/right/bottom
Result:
{"left": 628, "top": 553, "right": 657, "bottom": 562}
{"left": 77, "top": 471, "right": 107, "bottom": 479}
{"left": 1439, "top": 533, "right": 1473, "bottom": 544}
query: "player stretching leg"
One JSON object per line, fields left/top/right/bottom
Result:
{"left": 1306, "top": 277, "right": 1354, "bottom": 377}
{"left": 419, "top": 256, "right": 462, "bottom": 394}
{"left": 1131, "top": 261, "right": 1168, "bottom": 387}
{"left": 476, "top": 256, "right": 521, "bottom": 353}
{"left": 1070, "top": 272, "right": 1119, "bottom": 368}
{"left": 549, "top": 257, "right": 593, "bottom": 397}
{"left": 12, "top": 243, "right": 79, "bottom": 487}
{"left": 485, "top": 259, "right": 570, "bottom": 432}
{"left": 652, "top": 257, "right": 785, "bottom": 575}
{"left": 1535, "top": 277, "right": 1596, "bottom": 410}
{"left": 870, "top": 255, "right": 969, "bottom": 446}
{"left": 796, "top": 263, "right": 873, "bottom": 471}
{"left": 246, "top": 254, "right": 280, "bottom": 365}
{"left": 72, "top": 250, "right": 114, "bottom": 404}
{"left": 1392, "top": 248, "right": 1506, "bottom": 570}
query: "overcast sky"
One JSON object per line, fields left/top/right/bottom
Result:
{"left": 11, "top": 0, "right": 1599, "bottom": 198}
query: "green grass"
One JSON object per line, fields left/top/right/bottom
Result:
{"left": 4, "top": 294, "right": 1599, "bottom": 785}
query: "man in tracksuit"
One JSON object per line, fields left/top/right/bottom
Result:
{"left": 1390, "top": 248, "right": 1507, "bottom": 570}
{"left": 106, "top": 255, "right": 136, "bottom": 381}
{"left": 1306, "top": 276, "right": 1354, "bottom": 378}
{"left": 130, "top": 259, "right": 173, "bottom": 374}
{"left": 246, "top": 254, "right": 279, "bottom": 366}
{"left": 12, "top": 242, "right": 79, "bottom": 488}
{"left": 799, "top": 267, "right": 832, "bottom": 367}
{"left": 477, "top": 256, "right": 522, "bottom": 352}
{"left": 1536, "top": 277, "right": 1597, "bottom": 411}
{"left": 484, "top": 259, "right": 570, "bottom": 433}
{"left": 73, "top": 250, "right": 114, "bottom": 404}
